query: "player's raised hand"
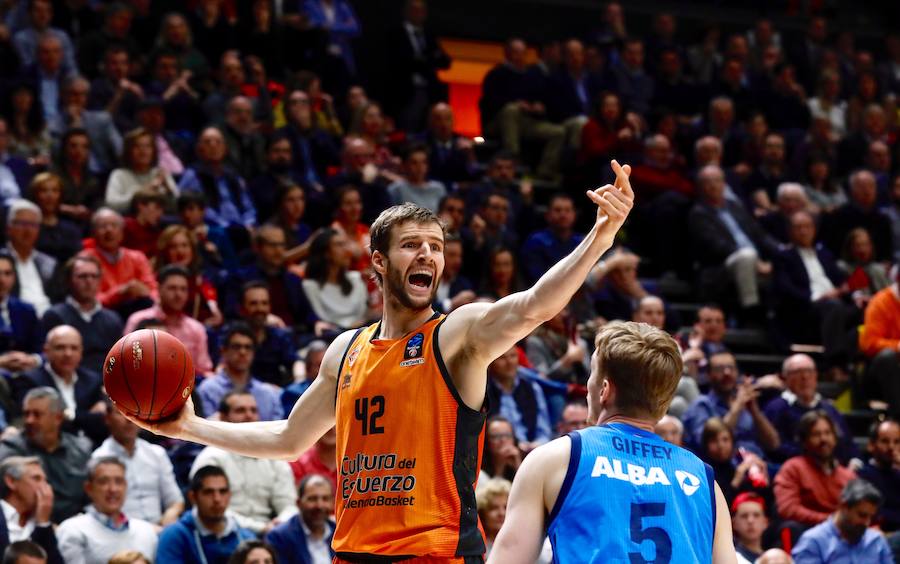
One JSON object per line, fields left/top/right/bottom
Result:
{"left": 121, "top": 395, "right": 198, "bottom": 439}
{"left": 586, "top": 159, "right": 634, "bottom": 248}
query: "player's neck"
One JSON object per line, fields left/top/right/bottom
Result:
{"left": 379, "top": 302, "right": 435, "bottom": 340}
{"left": 598, "top": 413, "right": 655, "bottom": 433}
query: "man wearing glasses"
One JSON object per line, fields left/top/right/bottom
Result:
{"left": 682, "top": 350, "right": 781, "bottom": 455}
{"left": 41, "top": 255, "right": 123, "bottom": 374}
{"left": 5, "top": 199, "right": 64, "bottom": 317}
{"left": 196, "top": 323, "right": 283, "bottom": 421}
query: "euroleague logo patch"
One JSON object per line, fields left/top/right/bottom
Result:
{"left": 400, "top": 333, "right": 425, "bottom": 367}
{"left": 347, "top": 345, "right": 361, "bottom": 367}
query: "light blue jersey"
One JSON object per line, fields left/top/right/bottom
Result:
{"left": 548, "top": 423, "right": 715, "bottom": 564}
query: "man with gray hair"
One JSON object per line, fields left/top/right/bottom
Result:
{"left": 0, "top": 387, "right": 91, "bottom": 522}
{"left": 759, "top": 182, "right": 810, "bottom": 243}
{"left": 5, "top": 199, "right": 63, "bottom": 316}
{"left": 56, "top": 456, "right": 158, "bottom": 563}
{"left": 792, "top": 479, "right": 893, "bottom": 562}
{"left": 78, "top": 207, "right": 157, "bottom": 318}
{"left": 0, "top": 457, "right": 62, "bottom": 562}
{"left": 689, "top": 164, "right": 777, "bottom": 317}
{"left": 821, "top": 169, "right": 892, "bottom": 260}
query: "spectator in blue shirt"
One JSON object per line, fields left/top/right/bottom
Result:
{"left": 178, "top": 127, "right": 256, "bottom": 231}
{"left": 682, "top": 350, "right": 781, "bottom": 455}
{"left": 266, "top": 474, "right": 336, "bottom": 564}
{"left": 763, "top": 354, "right": 860, "bottom": 464}
{"left": 486, "top": 346, "right": 552, "bottom": 453}
{"left": 281, "top": 340, "right": 327, "bottom": 417}
{"left": 857, "top": 419, "right": 900, "bottom": 533}
{"left": 520, "top": 193, "right": 583, "bottom": 283}
{"left": 792, "top": 479, "right": 894, "bottom": 564}
{"left": 157, "top": 465, "right": 255, "bottom": 564}
{"left": 197, "top": 323, "right": 284, "bottom": 421}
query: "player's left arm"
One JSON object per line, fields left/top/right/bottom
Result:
{"left": 486, "top": 440, "right": 559, "bottom": 564}
{"left": 711, "top": 481, "right": 739, "bottom": 564}
{"left": 445, "top": 160, "right": 634, "bottom": 364}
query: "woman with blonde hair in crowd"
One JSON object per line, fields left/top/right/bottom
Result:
{"left": 154, "top": 224, "right": 224, "bottom": 327}
{"left": 476, "top": 477, "right": 512, "bottom": 557}
{"left": 28, "top": 172, "right": 83, "bottom": 262}
{"left": 105, "top": 128, "right": 178, "bottom": 213}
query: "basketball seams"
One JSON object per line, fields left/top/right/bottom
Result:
{"left": 118, "top": 335, "right": 142, "bottom": 417}
{"left": 157, "top": 343, "right": 188, "bottom": 419}
{"left": 148, "top": 330, "right": 158, "bottom": 417}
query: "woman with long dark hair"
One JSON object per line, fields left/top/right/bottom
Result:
{"left": 301, "top": 228, "right": 368, "bottom": 329}
{"left": 4, "top": 82, "right": 52, "bottom": 164}
{"left": 52, "top": 128, "right": 103, "bottom": 224}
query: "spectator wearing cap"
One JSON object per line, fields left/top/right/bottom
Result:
{"left": 792, "top": 479, "right": 893, "bottom": 563}
{"left": 87, "top": 45, "right": 142, "bottom": 133}
{"left": 774, "top": 410, "right": 856, "bottom": 528}
{"left": 856, "top": 419, "right": 900, "bottom": 533}
{"left": 123, "top": 265, "right": 214, "bottom": 376}
{"left": 79, "top": 208, "right": 157, "bottom": 318}
{"left": 731, "top": 492, "right": 770, "bottom": 562}
{"left": 860, "top": 268, "right": 900, "bottom": 416}
{"left": 40, "top": 255, "right": 123, "bottom": 373}
{"left": 105, "top": 128, "right": 177, "bottom": 214}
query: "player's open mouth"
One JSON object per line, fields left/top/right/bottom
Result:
{"left": 408, "top": 271, "right": 434, "bottom": 290}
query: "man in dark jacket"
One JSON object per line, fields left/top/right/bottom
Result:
{"left": 821, "top": 170, "right": 893, "bottom": 261}
{"left": 156, "top": 465, "right": 255, "bottom": 564}
{"left": 689, "top": 165, "right": 777, "bottom": 312}
{"left": 266, "top": 474, "right": 336, "bottom": 564}
{"left": 773, "top": 210, "right": 851, "bottom": 360}
{"left": 856, "top": 419, "right": 900, "bottom": 533}
{"left": 14, "top": 325, "right": 105, "bottom": 444}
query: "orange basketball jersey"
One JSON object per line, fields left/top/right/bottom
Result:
{"left": 332, "top": 313, "right": 486, "bottom": 560}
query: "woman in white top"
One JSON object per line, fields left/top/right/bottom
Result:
{"left": 105, "top": 128, "right": 178, "bottom": 213}
{"left": 301, "top": 228, "right": 369, "bottom": 329}
{"left": 806, "top": 69, "right": 847, "bottom": 137}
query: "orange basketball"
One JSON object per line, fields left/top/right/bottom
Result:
{"left": 103, "top": 329, "right": 195, "bottom": 421}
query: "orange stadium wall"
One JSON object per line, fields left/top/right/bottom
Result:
{"left": 436, "top": 39, "right": 537, "bottom": 138}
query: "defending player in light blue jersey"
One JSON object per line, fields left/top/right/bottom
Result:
{"left": 487, "top": 321, "right": 737, "bottom": 564}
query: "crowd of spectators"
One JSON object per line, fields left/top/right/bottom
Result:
{"left": 0, "top": 0, "right": 896, "bottom": 563}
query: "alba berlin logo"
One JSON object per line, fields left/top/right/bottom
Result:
{"left": 675, "top": 470, "right": 701, "bottom": 496}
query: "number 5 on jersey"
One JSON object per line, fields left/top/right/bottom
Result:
{"left": 355, "top": 395, "right": 385, "bottom": 435}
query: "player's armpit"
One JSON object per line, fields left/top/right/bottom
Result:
{"left": 711, "top": 481, "right": 739, "bottom": 564}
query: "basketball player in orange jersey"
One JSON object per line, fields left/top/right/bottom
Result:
{"left": 124, "top": 160, "right": 634, "bottom": 562}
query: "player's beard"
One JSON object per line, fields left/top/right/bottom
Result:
{"left": 384, "top": 260, "right": 438, "bottom": 311}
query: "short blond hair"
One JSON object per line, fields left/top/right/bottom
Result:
{"left": 593, "top": 321, "right": 683, "bottom": 419}
{"left": 369, "top": 203, "right": 446, "bottom": 284}
{"left": 476, "top": 477, "right": 511, "bottom": 513}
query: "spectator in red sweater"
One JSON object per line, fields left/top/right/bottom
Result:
{"left": 629, "top": 134, "right": 693, "bottom": 201}
{"left": 577, "top": 91, "right": 641, "bottom": 182}
{"left": 859, "top": 273, "right": 900, "bottom": 415}
{"left": 79, "top": 207, "right": 157, "bottom": 318}
{"left": 774, "top": 410, "right": 856, "bottom": 529}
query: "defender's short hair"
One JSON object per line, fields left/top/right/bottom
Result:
{"left": 593, "top": 321, "right": 683, "bottom": 419}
